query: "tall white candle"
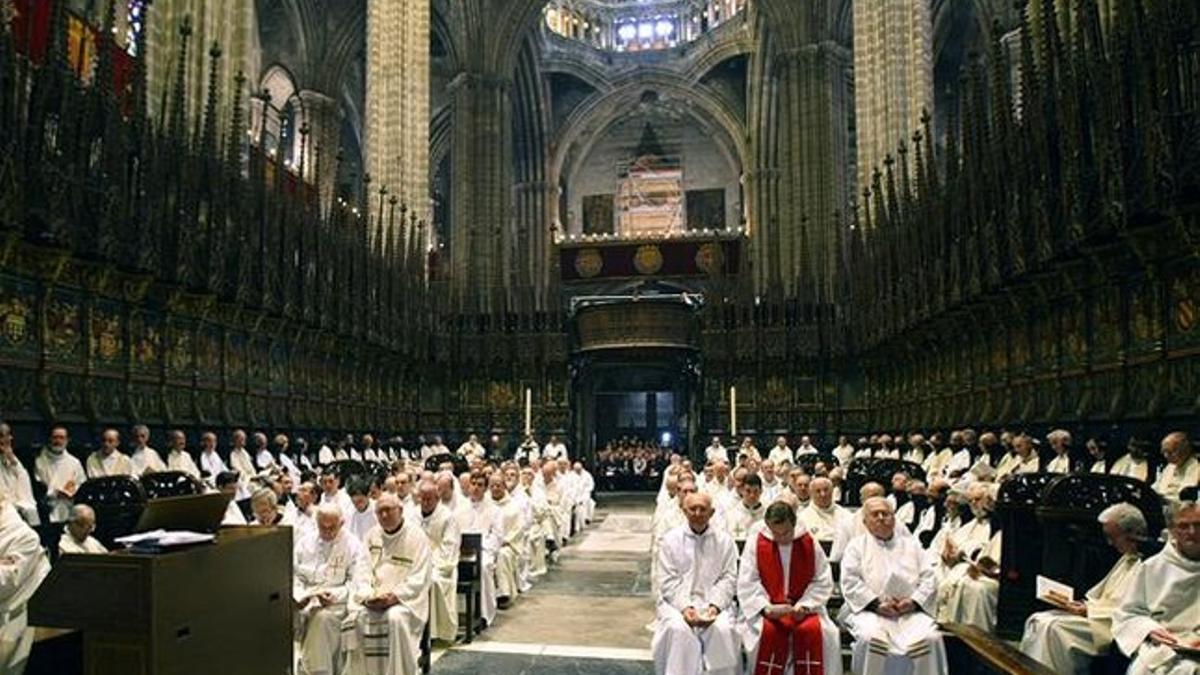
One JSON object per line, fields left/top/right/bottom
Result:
{"left": 524, "top": 388, "right": 532, "bottom": 436}
{"left": 730, "top": 386, "right": 737, "bottom": 435}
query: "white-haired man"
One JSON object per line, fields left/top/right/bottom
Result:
{"left": 0, "top": 423, "right": 39, "bottom": 526}
{"left": 0, "top": 491, "right": 51, "bottom": 674}
{"left": 1021, "top": 502, "right": 1146, "bottom": 674}
{"left": 410, "top": 480, "right": 460, "bottom": 642}
{"left": 839, "top": 497, "right": 947, "bottom": 675}
{"left": 1045, "top": 430, "right": 1074, "bottom": 474}
{"left": 768, "top": 436, "right": 794, "bottom": 466}
{"left": 129, "top": 424, "right": 166, "bottom": 476}
{"left": 799, "top": 476, "right": 852, "bottom": 546}
{"left": 86, "top": 428, "right": 133, "bottom": 478}
{"left": 343, "top": 493, "right": 432, "bottom": 675}
{"left": 293, "top": 503, "right": 368, "bottom": 675}
{"left": 58, "top": 503, "right": 107, "bottom": 555}
{"left": 1152, "top": 432, "right": 1198, "bottom": 505}
{"left": 1112, "top": 500, "right": 1200, "bottom": 674}
{"left": 934, "top": 483, "right": 1002, "bottom": 631}
{"left": 652, "top": 491, "right": 739, "bottom": 675}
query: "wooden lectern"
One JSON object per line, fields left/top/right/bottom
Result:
{"left": 29, "top": 526, "right": 292, "bottom": 675}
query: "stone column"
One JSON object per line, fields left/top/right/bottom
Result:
{"left": 298, "top": 89, "right": 340, "bottom": 211}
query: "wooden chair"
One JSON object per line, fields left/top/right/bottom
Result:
{"left": 456, "top": 532, "right": 484, "bottom": 643}
{"left": 418, "top": 621, "right": 431, "bottom": 674}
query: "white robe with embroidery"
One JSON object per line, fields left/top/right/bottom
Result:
{"left": 343, "top": 522, "right": 431, "bottom": 675}
{"left": 0, "top": 503, "right": 51, "bottom": 675}
{"left": 455, "top": 499, "right": 502, "bottom": 625}
{"left": 293, "top": 528, "right": 368, "bottom": 675}
{"left": 34, "top": 449, "right": 87, "bottom": 523}
{"left": 1113, "top": 543, "right": 1200, "bottom": 675}
{"left": 839, "top": 531, "right": 947, "bottom": 675}
{"left": 652, "top": 524, "right": 740, "bottom": 675}
{"left": 411, "top": 504, "right": 460, "bottom": 642}
{"left": 936, "top": 529, "right": 1002, "bottom": 631}
{"left": 1021, "top": 552, "right": 1141, "bottom": 674}
{"left": 491, "top": 494, "right": 526, "bottom": 599}
{"left": 736, "top": 527, "right": 843, "bottom": 674}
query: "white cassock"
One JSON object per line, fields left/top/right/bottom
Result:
{"left": 762, "top": 480, "right": 784, "bottom": 504}
{"left": 34, "top": 449, "right": 87, "bottom": 524}
{"left": 256, "top": 449, "right": 278, "bottom": 470}
{"left": 167, "top": 449, "right": 201, "bottom": 479}
{"left": 526, "top": 486, "right": 554, "bottom": 576}
{"left": 319, "top": 445, "right": 336, "bottom": 466}
{"left": 455, "top": 499, "right": 502, "bottom": 625}
{"left": 293, "top": 528, "right": 368, "bottom": 675}
{"left": 1152, "top": 456, "right": 1199, "bottom": 505}
{"left": 85, "top": 450, "right": 134, "bottom": 478}
{"left": 651, "top": 502, "right": 687, "bottom": 596}
{"left": 509, "top": 488, "right": 535, "bottom": 591}
{"left": 1046, "top": 454, "right": 1071, "bottom": 474}
{"left": 0, "top": 457, "right": 39, "bottom": 527}
{"left": 348, "top": 502, "right": 377, "bottom": 542}
{"left": 223, "top": 499, "right": 248, "bottom": 526}
{"left": 705, "top": 445, "right": 729, "bottom": 464}
{"left": 1113, "top": 542, "right": 1200, "bottom": 675}
{"left": 228, "top": 448, "right": 256, "bottom": 498}
{"left": 410, "top": 504, "right": 460, "bottom": 642}
{"left": 343, "top": 522, "right": 432, "bottom": 675}
{"left": 725, "top": 501, "right": 765, "bottom": 541}
{"left": 0, "top": 502, "right": 52, "bottom": 675}
{"left": 833, "top": 445, "right": 855, "bottom": 469}
{"left": 839, "top": 531, "right": 948, "bottom": 675}
{"left": 279, "top": 454, "right": 301, "bottom": 483}
{"left": 322, "top": 490, "right": 357, "bottom": 524}
{"left": 736, "top": 527, "right": 843, "bottom": 674}
{"left": 491, "top": 494, "right": 526, "bottom": 599}
{"left": 1020, "top": 553, "right": 1141, "bottom": 674}
{"left": 652, "top": 524, "right": 741, "bottom": 675}
{"left": 58, "top": 531, "right": 107, "bottom": 555}
{"left": 936, "top": 528, "right": 1002, "bottom": 631}
{"left": 542, "top": 480, "right": 569, "bottom": 545}
{"left": 831, "top": 512, "right": 912, "bottom": 563}
{"left": 799, "top": 504, "right": 852, "bottom": 545}
{"left": 769, "top": 447, "right": 795, "bottom": 466}
{"left": 923, "top": 449, "right": 954, "bottom": 480}
{"left": 576, "top": 469, "right": 596, "bottom": 523}
{"left": 1109, "top": 454, "right": 1150, "bottom": 482}
{"left": 199, "top": 450, "right": 228, "bottom": 480}
{"left": 993, "top": 453, "right": 1020, "bottom": 480}
{"left": 130, "top": 446, "right": 167, "bottom": 476}
{"left": 543, "top": 442, "right": 568, "bottom": 462}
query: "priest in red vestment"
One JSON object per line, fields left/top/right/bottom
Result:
{"left": 737, "top": 501, "right": 843, "bottom": 674}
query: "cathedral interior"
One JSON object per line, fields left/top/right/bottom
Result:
{"left": 1, "top": 0, "right": 1200, "bottom": 673}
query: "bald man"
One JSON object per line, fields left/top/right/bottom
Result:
{"left": 1152, "top": 432, "right": 1198, "bottom": 505}
{"left": 409, "top": 480, "right": 460, "bottom": 642}
{"left": 85, "top": 428, "right": 133, "bottom": 478}
{"left": 58, "top": 504, "right": 107, "bottom": 555}
{"left": 343, "top": 494, "right": 432, "bottom": 675}
{"left": 293, "top": 504, "right": 368, "bottom": 675}
{"left": 652, "top": 491, "right": 740, "bottom": 675}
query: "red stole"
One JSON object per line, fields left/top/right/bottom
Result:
{"left": 754, "top": 531, "right": 824, "bottom": 675}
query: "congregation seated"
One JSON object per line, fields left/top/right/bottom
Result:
{"left": 57, "top": 504, "right": 106, "bottom": 556}
{"left": 1019, "top": 502, "right": 1147, "bottom": 673}
{"left": 1111, "top": 500, "right": 1200, "bottom": 674}
{"left": 839, "top": 497, "right": 948, "bottom": 675}
{"left": 651, "top": 491, "right": 740, "bottom": 675}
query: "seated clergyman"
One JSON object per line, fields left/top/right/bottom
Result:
{"left": 652, "top": 491, "right": 740, "bottom": 675}
{"left": 409, "top": 480, "right": 460, "bottom": 643}
{"left": 0, "top": 491, "right": 51, "bottom": 675}
{"left": 838, "top": 497, "right": 948, "bottom": 675}
{"left": 293, "top": 504, "right": 367, "bottom": 675}
{"left": 58, "top": 504, "right": 107, "bottom": 555}
{"left": 343, "top": 493, "right": 432, "bottom": 675}
{"left": 934, "top": 482, "right": 1002, "bottom": 631}
{"left": 1020, "top": 502, "right": 1146, "bottom": 674}
{"left": 1112, "top": 500, "right": 1200, "bottom": 674}
{"left": 737, "top": 501, "right": 843, "bottom": 674}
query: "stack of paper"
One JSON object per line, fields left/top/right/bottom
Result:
{"left": 115, "top": 530, "right": 216, "bottom": 550}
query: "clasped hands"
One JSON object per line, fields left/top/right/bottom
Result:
{"left": 363, "top": 592, "right": 400, "bottom": 611}
{"left": 295, "top": 591, "right": 337, "bottom": 611}
{"left": 875, "top": 597, "right": 916, "bottom": 619}
{"left": 682, "top": 605, "right": 721, "bottom": 628}
{"left": 762, "top": 602, "right": 817, "bottom": 621}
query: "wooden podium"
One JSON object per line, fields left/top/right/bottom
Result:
{"left": 29, "top": 526, "right": 293, "bottom": 675}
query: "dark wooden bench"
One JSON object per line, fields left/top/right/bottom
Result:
{"left": 942, "top": 623, "right": 1057, "bottom": 675}
{"left": 456, "top": 532, "right": 484, "bottom": 642}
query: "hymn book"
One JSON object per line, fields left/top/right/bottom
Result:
{"left": 1035, "top": 575, "right": 1075, "bottom": 607}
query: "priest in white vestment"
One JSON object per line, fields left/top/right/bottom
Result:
{"left": 1021, "top": 503, "right": 1147, "bottom": 674}
{"left": 129, "top": 424, "right": 166, "bottom": 476}
{"left": 58, "top": 504, "right": 107, "bottom": 555}
{"left": 456, "top": 434, "right": 485, "bottom": 460}
{"left": 488, "top": 473, "right": 526, "bottom": 604}
{"left": 830, "top": 482, "right": 890, "bottom": 563}
{"left": 0, "top": 495, "right": 51, "bottom": 675}
{"left": 1110, "top": 439, "right": 1152, "bottom": 482}
{"left": 165, "top": 430, "right": 201, "bottom": 479}
{"left": 652, "top": 491, "right": 741, "bottom": 675}
{"left": 839, "top": 497, "right": 948, "bottom": 675}
{"left": 346, "top": 480, "right": 377, "bottom": 542}
{"left": 799, "top": 477, "right": 852, "bottom": 546}
{"left": 572, "top": 462, "right": 596, "bottom": 524}
{"left": 410, "top": 481, "right": 460, "bottom": 642}
{"left": 737, "top": 502, "right": 842, "bottom": 674}
{"left": 768, "top": 437, "right": 795, "bottom": 466}
{"left": 455, "top": 472, "right": 502, "bottom": 625}
{"left": 706, "top": 438, "right": 729, "bottom": 465}
{"left": 934, "top": 484, "right": 1001, "bottom": 630}
{"left": 542, "top": 435, "right": 568, "bottom": 462}
{"left": 86, "top": 428, "right": 134, "bottom": 478}
{"left": 197, "top": 432, "right": 228, "bottom": 482}
{"left": 725, "top": 474, "right": 765, "bottom": 541}
{"left": 320, "top": 473, "right": 356, "bottom": 523}
{"left": 1112, "top": 501, "right": 1200, "bottom": 675}
{"left": 227, "top": 430, "right": 256, "bottom": 498}
{"left": 294, "top": 505, "right": 368, "bottom": 675}
{"left": 520, "top": 468, "right": 552, "bottom": 577}
{"left": 651, "top": 479, "right": 696, "bottom": 596}
{"left": 0, "top": 425, "right": 39, "bottom": 527}
{"left": 540, "top": 463, "right": 570, "bottom": 546}
{"left": 34, "top": 426, "right": 87, "bottom": 524}
{"left": 1152, "top": 432, "right": 1199, "bottom": 505}
{"left": 343, "top": 494, "right": 432, "bottom": 675}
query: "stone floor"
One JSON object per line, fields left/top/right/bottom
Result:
{"left": 432, "top": 493, "right": 656, "bottom": 673}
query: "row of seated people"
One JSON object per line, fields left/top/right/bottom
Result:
{"left": 702, "top": 428, "right": 1199, "bottom": 505}
{"left": 647, "top": 444, "right": 1200, "bottom": 674}
{"left": 596, "top": 440, "right": 674, "bottom": 491}
{"left": 0, "top": 423, "right": 597, "bottom": 675}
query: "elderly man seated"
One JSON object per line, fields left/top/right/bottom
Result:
{"left": 839, "top": 497, "right": 947, "bottom": 675}
{"left": 934, "top": 482, "right": 1001, "bottom": 631}
{"left": 1020, "top": 502, "right": 1146, "bottom": 674}
{"left": 1112, "top": 500, "right": 1200, "bottom": 674}
{"left": 652, "top": 491, "right": 740, "bottom": 675}
{"left": 799, "top": 477, "right": 852, "bottom": 547}
{"left": 0, "top": 491, "right": 52, "bottom": 675}
{"left": 343, "top": 494, "right": 432, "bottom": 675}
{"left": 409, "top": 480, "right": 460, "bottom": 643}
{"left": 293, "top": 504, "right": 367, "bottom": 675}
{"left": 737, "top": 501, "right": 843, "bottom": 674}
{"left": 58, "top": 504, "right": 107, "bottom": 555}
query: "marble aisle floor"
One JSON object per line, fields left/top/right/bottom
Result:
{"left": 432, "top": 492, "right": 657, "bottom": 674}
